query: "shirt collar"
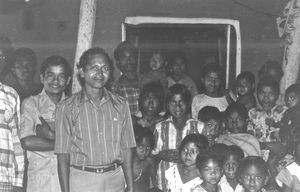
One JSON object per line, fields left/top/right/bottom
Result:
{"left": 78, "top": 88, "right": 110, "bottom": 106}
{"left": 40, "top": 88, "right": 66, "bottom": 102}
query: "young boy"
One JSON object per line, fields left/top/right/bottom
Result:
{"left": 236, "top": 71, "right": 256, "bottom": 111}
{"left": 20, "top": 56, "right": 71, "bottom": 192}
{"left": 111, "top": 41, "right": 141, "bottom": 115}
{"left": 3, "top": 48, "right": 42, "bottom": 101}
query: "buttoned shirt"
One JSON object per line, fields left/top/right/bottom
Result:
{"left": 0, "top": 83, "right": 24, "bottom": 187}
{"left": 54, "top": 89, "right": 136, "bottom": 166}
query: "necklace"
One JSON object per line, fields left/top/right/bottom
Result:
{"left": 134, "top": 168, "right": 143, "bottom": 182}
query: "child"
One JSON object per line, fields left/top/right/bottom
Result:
{"left": 236, "top": 71, "right": 256, "bottom": 111}
{"left": 165, "top": 134, "right": 208, "bottom": 191}
{"left": 141, "top": 50, "right": 168, "bottom": 91}
{"left": 152, "top": 84, "right": 204, "bottom": 191}
{"left": 276, "top": 133, "right": 300, "bottom": 192}
{"left": 166, "top": 52, "right": 198, "bottom": 97}
{"left": 192, "top": 151, "right": 223, "bottom": 192}
{"left": 192, "top": 63, "right": 233, "bottom": 119}
{"left": 237, "top": 156, "right": 269, "bottom": 192}
{"left": 133, "top": 127, "right": 158, "bottom": 192}
{"left": 217, "top": 103, "right": 261, "bottom": 157}
{"left": 219, "top": 145, "right": 244, "bottom": 192}
{"left": 198, "top": 106, "right": 222, "bottom": 146}
{"left": 248, "top": 81, "right": 287, "bottom": 144}
{"left": 3, "top": 47, "right": 42, "bottom": 101}
{"left": 133, "top": 82, "right": 165, "bottom": 132}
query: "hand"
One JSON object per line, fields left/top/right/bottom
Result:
{"left": 36, "top": 116, "right": 55, "bottom": 140}
{"left": 13, "top": 186, "right": 23, "bottom": 192}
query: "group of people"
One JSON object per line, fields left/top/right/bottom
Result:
{"left": 0, "top": 40, "right": 300, "bottom": 192}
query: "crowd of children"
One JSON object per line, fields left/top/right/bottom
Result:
{"left": 1, "top": 41, "right": 300, "bottom": 192}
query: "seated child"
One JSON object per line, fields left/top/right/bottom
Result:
{"left": 237, "top": 156, "right": 270, "bottom": 192}
{"left": 167, "top": 52, "right": 198, "bottom": 97}
{"left": 217, "top": 102, "right": 261, "bottom": 157}
{"left": 192, "top": 150, "right": 224, "bottom": 192}
{"left": 219, "top": 145, "right": 244, "bottom": 192}
{"left": 141, "top": 50, "right": 168, "bottom": 91}
{"left": 133, "top": 127, "right": 158, "bottom": 192}
{"left": 152, "top": 84, "right": 204, "bottom": 191}
{"left": 192, "top": 63, "right": 233, "bottom": 119}
{"left": 133, "top": 82, "right": 165, "bottom": 132}
{"left": 165, "top": 134, "right": 208, "bottom": 192}
{"left": 198, "top": 106, "right": 222, "bottom": 146}
{"left": 236, "top": 71, "right": 256, "bottom": 111}
{"left": 276, "top": 134, "right": 300, "bottom": 192}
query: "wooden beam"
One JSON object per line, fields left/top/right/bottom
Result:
{"left": 72, "top": 0, "right": 97, "bottom": 93}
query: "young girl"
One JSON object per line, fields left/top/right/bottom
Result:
{"left": 198, "top": 106, "right": 222, "bottom": 146}
{"left": 133, "top": 82, "right": 165, "bottom": 132}
{"left": 152, "top": 84, "right": 204, "bottom": 191}
{"left": 237, "top": 156, "right": 269, "bottom": 192}
{"left": 192, "top": 151, "right": 224, "bottom": 192}
{"left": 236, "top": 71, "right": 256, "bottom": 111}
{"left": 141, "top": 50, "right": 168, "bottom": 91}
{"left": 219, "top": 145, "right": 244, "bottom": 192}
{"left": 166, "top": 53, "right": 198, "bottom": 97}
{"left": 217, "top": 103, "right": 261, "bottom": 157}
{"left": 165, "top": 134, "right": 208, "bottom": 191}
{"left": 276, "top": 133, "right": 300, "bottom": 192}
{"left": 192, "top": 63, "right": 233, "bottom": 119}
{"left": 133, "top": 127, "right": 158, "bottom": 192}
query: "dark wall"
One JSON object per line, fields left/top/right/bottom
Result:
{"left": 0, "top": 0, "right": 288, "bottom": 80}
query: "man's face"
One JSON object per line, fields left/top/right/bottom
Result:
{"left": 41, "top": 65, "right": 70, "bottom": 95}
{"left": 117, "top": 50, "right": 137, "bottom": 72}
{"left": 80, "top": 53, "right": 111, "bottom": 89}
{"left": 12, "top": 57, "right": 35, "bottom": 81}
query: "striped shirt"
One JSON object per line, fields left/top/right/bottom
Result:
{"left": 54, "top": 89, "right": 136, "bottom": 166}
{"left": 152, "top": 117, "right": 204, "bottom": 191}
{"left": 0, "top": 83, "right": 24, "bottom": 187}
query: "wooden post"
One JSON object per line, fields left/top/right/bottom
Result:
{"left": 277, "top": 0, "right": 300, "bottom": 102}
{"left": 72, "top": 0, "right": 97, "bottom": 93}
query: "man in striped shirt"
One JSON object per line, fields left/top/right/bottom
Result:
{"left": 55, "top": 48, "right": 136, "bottom": 192}
{"left": 0, "top": 82, "right": 24, "bottom": 192}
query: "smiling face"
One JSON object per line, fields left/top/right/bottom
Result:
{"left": 40, "top": 65, "right": 70, "bottom": 95}
{"left": 224, "top": 155, "right": 239, "bottom": 180}
{"left": 257, "top": 85, "right": 278, "bottom": 112}
{"left": 199, "top": 158, "right": 223, "bottom": 186}
{"left": 239, "top": 165, "right": 267, "bottom": 192}
{"left": 141, "top": 92, "right": 160, "bottom": 116}
{"left": 180, "top": 142, "right": 200, "bottom": 167}
{"left": 168, "top": 94, "right": 188, "bottom": 119}
{"left": 80, "top": 53, "right": 111, "bottom": 90}
{"left": 202, "top": 72, "right": 221, "bottom": 96}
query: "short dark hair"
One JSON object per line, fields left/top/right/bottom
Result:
{"left": 139, "top": 82, "right": 165, "bottom": 113}
{"left": 201, "top": 63, "right": 224, "bottom": 79}
{"left": 134, "top": 127, "right": 155, "bottom": 149}
{"left": 40, "top": 56, "right": 71, "bottom": 77}
{"left": 257, "top": 81, "right": 280, "bottom": 96}
{"left": 209, "top": 143, "right": 229, "bottom": 162}
{"left": 237, "top": 71, "right": 255, "bottom": 85}
{"left": 178, "top": 134, "right": 209, "bottom": 153}
{"left": 237, "top": 156, "right": 268, "bottom": 177}
{"left": 196, "top": 150, "right": 224, "bottom": 170}
{"left": 198, "top": 106, "right": 222, "bottom": 122}
{"left": 166, "top": 84, "right": 192, "bottom": 113}
{"left": 78, "top": 47, "right": 113, "bottom": 70}
{"left": 286, "top": 83, "right": 300, "bottom": 97}
{"left": 224, "top": 102, "right": 248, "bottom": 120}
{"left": 11, "top": 47, "right": 36, "bottom": 67}
{"left": 114, "top": 41, "right": 137, "bottom": 60}
{"left": 226, "top": 145, "right": 244, "bottom": 161}
{"left": 258, "top": 60, "right": 283, "bottom": 83}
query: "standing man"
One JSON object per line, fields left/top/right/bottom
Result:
{"left": 55, "top": 47, "right": 136, "bottom": 192}
{"left": 20, "top": 56, "right": 71, "bottom": 192}
{"left": 111, "top": 41, "right": 141, "bottom": 115}
{"left": 0, "top": 82, "right": 24, "bottom": 192}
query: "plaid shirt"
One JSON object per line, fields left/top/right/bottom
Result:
{"left": 0, "top": 83, "right": 24, "bottom": 187}
{"left": 111, "top": 78, "right": 140, "bottom": 115}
